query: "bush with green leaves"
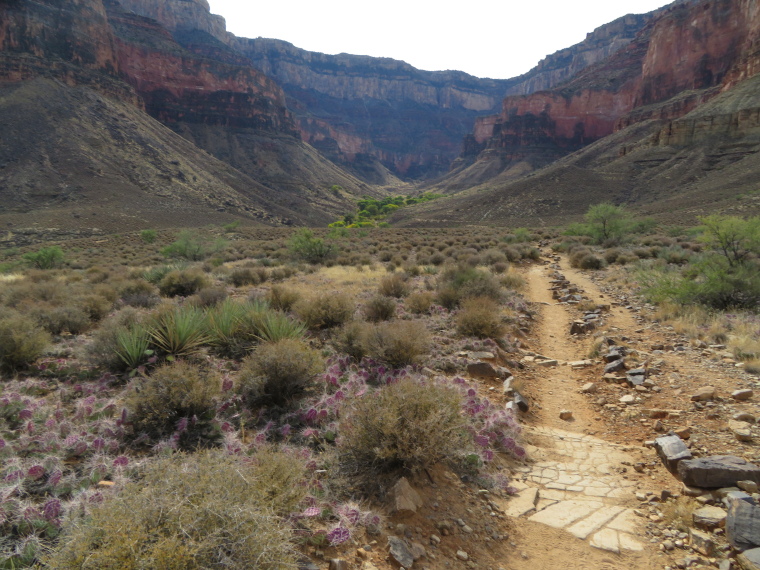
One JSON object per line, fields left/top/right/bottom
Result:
{"left": 238, "top": 338, "right": 322, "bottom": 404}
{"left": 338, "top": 377, "right": 470, "bottom": 483}
{"left": 139, "top": 229, "right": 157, "bottom": 244}
{"left": 0, "top": 313, "right": 49, "bottom": 372}
{"left": 436, "top": 265, "right": 502, "bottom": 309}
{"left": 161, "top": 230, "right": 227, "bottom": 261}
{"left": 125, "top": 360, "right": 222, "bottom": 448}
{"left": 360, "top": 320, "right": 429, "bottom": 367}
{"left": 23, "top": 246, "right": 64, "bottom": 269}
{"left": 288, "top": 229, "right": 335, "bottom": 264}
{"left": 44, "top": 450, "right": 304, "bottom": 569}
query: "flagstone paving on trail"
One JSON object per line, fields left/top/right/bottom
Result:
{"left": 500, "top": 425, "right": 646, "bottom": 555}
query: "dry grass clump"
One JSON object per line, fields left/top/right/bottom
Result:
{"left": 662, "top": 496, "right": 698, "bottom": 533}
{"left": 44, "top": 450, "right": 304, "bottom": 569}
{"left": 238, "top": 339, "right": 322, "bottom": 405}
{"left": 364, "top": 295, "right": 396, "bottom": 322}
{"left": 456, "top": 297, "right": 506, "bottom": 339}
{"left": 125, "top": 360, "right": 222, "bottom": 449}
{"left": 405, "top": 291, "right": 434, "bottom": 314}
{"left": 158, "top": 268, "right": 210, "bottom": 297}
{"left": 338, "top": 378, "right": 470, "bottom": 483}
{"left": 0, "top": 312, "right": 50, "bottom": 372}
{"left": 500, "top": 270, "right": 526, "bottom": 291}
{"left": 334, "top": 321, "right": 367, "bottom": 361}
{"left": 266, "top": 285, "right": 301, "bottom": 312}
{"left": 294, "top": 293, "right": 355, "bottom": 330}
{"left": 377, "top": 273, "right": 410, "bottom": 298}
{"left": 360, "top": 320, "right": 430, "bottom": 367}
{"left": 229, "top": 266, "right": 268, "bottom": 287}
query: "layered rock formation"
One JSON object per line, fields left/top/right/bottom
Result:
{"left": 505, "top": 13, "right": 652, "bottom": 97}
{"left": 456, "top": 0, "right": 760, "bottom": 186}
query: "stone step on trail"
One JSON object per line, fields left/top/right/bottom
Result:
{"left": 503, "top": 426, "right": 646, "bottom": 554}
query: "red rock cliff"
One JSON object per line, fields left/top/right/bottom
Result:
{"left": 0, "top": 0, "right": 137, "bottom": 101}
{"left": 105, "top": 1, "right": 295, "bottom": 133}
{"left": 470, "top": 0, "right": 760, "bottom": 166}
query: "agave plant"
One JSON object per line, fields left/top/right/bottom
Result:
{"left": 252, "top": 311, "right": 307, "bottom": 343}
{"left": 114, "top": 325, "right": 151, "bottom": 370}
{"left": 149, "top": 306, "right": 210, "bottom": 358}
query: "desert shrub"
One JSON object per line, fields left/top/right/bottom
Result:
{"left": 492, "top": 261, "right": 509, "bottom": 274}
{"left": 266, "top": 285, "right": 301, "bottom": 312}
{"left": 603, "top": 248, "right": 622, "bottom": 264}
{"left": 229, "top": 267, "right": 261, "bottom": 287}
{"left": 0, "top": 314, "right": 49, "bottom": 372}
{"left": 149, "top": 305, "right": 210, "bottom": 358}
{"left": 360, "top": 320, "right": 429, "bottom": 367}
{"left": 294, "top": 293, "right": 354, "bottom": 330}
{"left": 76, "top": 293, "right": 113, "bottom": 321}
{"left": 338, "top": 378, "right": 469, "bottom": 482}
{"left": 44, "top": 450, "right": 303, "bottom": 569}
{"left": 288, "top": 229, "right": 335, "bottom": 264}
{"left": 456, "top": 297, "right": 505, "bottom": 339}
{"left": 125, "top": 360, "right": 221, "bottom": 448}
{"left": 158, "top": 268, "right": 210, "bottom": 297}
{"left": 436, "top": 265, "right": 502, "bottom": 309}
{"left": 119, "top": 279, "right": 159, "bottom": 307}
{"left": 658, "top": 246, "right": 692, "bottom": 265}
{"left": 23, "top": 246, "right": 64, "bottom": 269}
{"left": 192, "top": 287, "right": 228, "bottom": 308}
{"left": 569, "top": 248, "right": 604, "bottom": 269}
{"left": 86, "top": 308, "right": 144, "bottom": 370}
{"left": 139, "top": 229, "right": 157, "bottom": 243}
{"left": 238, "top": 339, "right": 322, "bottom": 404}
{"left": 161, "top": 231, "right": 225, "bottom": 261}
{"left": 378, "top": 273, "right": 410, "bottom": 298}
{"left": 142, "top": 263, "right": 188, "bottom": 285}
{"left": 334, "top": 321, "right": 367, "bottom": 360}
{"left": 364, "top": 295, "right": 396, "bottom": 322}
{"left": 501, "top": 271, "right": 526, "bottom": 291}
{"left": 34, "top": 305, "right": 90, "bottom": 335}
{"left": 405, "top": 291, "right": 434, "bottom": 314}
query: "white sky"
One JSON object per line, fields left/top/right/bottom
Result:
{"left": 207, "top": 0, "right": 672, "bottom": 79}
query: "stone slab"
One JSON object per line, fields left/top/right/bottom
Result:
{"left": 504, "top": 487, "right": 539, "bottom": 517}
{"left": 528, "top": 500, "right": 602, "bottom": 528}
{"left": 566, "top": 505, "right": 625, "bottom": 539}
{"left": 679, "top": 456, "right": 760, "bottom": 488}
{"left": 590, "top": 528, "right": 620, "bottom": 553}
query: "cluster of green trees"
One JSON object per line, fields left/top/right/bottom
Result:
{"left": 329, "top": 193, "right": 443, "bottom": 228}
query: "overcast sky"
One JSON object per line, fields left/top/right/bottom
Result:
{"left": 207, "top": 0, "right": 672, "bottom": 79}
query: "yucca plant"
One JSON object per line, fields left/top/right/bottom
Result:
{"left": 114, "top": 325, "right": 152, "bottom": 371}
{"left": 252, "top": 311, "right": 307, "bottom": 343}
{"left": 206, "top": 299, "right": 257, "bottom": 358}
{"left": 149, "top": 306, "right": 210, "bottom": 358}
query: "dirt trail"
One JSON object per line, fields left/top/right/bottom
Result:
{"left": 497, "top": 256, "right": 659, "bottom": 569}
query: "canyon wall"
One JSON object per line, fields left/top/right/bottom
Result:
{"left": 462, "top": 0, "right": 760, "bottom": 178}
{"left": 107, "top": 3, "right": 295, "bottom": 133}
{"left": 505, "top": 13, "right": 651, "bottom": 97}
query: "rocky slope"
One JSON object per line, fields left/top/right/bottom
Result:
{"left": 0, "top": 0, "right": 372, "bottom": 229}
